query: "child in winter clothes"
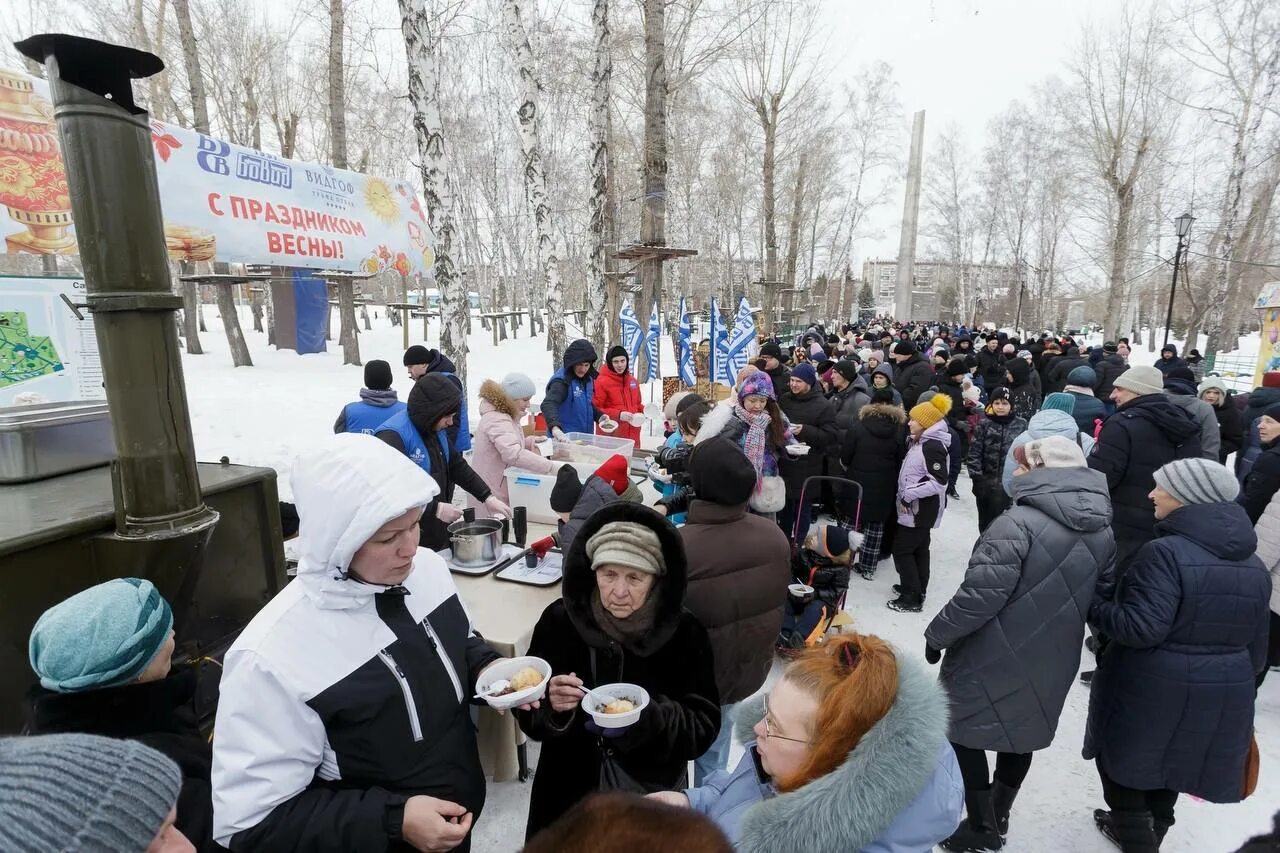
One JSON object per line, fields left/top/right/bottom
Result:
{"left": 888, "top": 395, "right": 953, "bottom": 613}
{"left": 1004, "top": 359, "right": 1041, "bottom": 422}
{"left": 650, "top": 398, "right": 711, "bottom": 525}
{"left": 966, "top": 388, "right": 1028, "bottom": 533}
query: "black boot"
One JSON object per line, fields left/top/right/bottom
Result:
{"left": 1095, "top": 809, "right": 1159, "bottom": 853}
{"left": 886, "top": 595, "right": 923, "bottom": 613}
{"left": 991, "top": 779, "right": 1019, "bottom": 838}
{"left": 1153, "top": 817, "right": 1173, "bottom": 848}
{"left": 941, "top": 788, "right": 1003, "bottom": 851}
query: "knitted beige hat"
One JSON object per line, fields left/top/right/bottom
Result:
{"left": 586, "top": 521, "right": 665, "bottom": 576}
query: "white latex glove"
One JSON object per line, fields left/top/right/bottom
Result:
{"left": 436, "top": 502, "right": 463, "bottom": 523}
{"left": 616, "top": 412, "right": 633, "bottom": 425}
{"left": 551, "top": 427, "right": 568, "bottom": 441}
{"left": 628, "top": 411, "right": 646, "bottom": 424}
{"left": 597, "top": 416, "right": 618, "bottom": 433}
{"left": 648, "top": 464, "right": 673, "bottom": 485}
{"left": 483, "top": 496, "right": 511, "bottom": 518}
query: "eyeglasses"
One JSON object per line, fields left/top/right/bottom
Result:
{"left": 761, "top": 695, "right": 810, "bottom": 744}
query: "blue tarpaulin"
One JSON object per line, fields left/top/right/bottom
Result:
{"left": 292, "top": 270, "right": 328, "bottom": 355}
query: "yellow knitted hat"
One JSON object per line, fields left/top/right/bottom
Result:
{"left": 909, "top": 393, "right": 952, "bottom": 429}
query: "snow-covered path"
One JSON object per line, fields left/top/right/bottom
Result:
{"left": 181, "top": 309, "right": 1278, "bottom": 851}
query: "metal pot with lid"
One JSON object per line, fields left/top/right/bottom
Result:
{"left": 447, "top": 518, "right": 503, "bottom": 566}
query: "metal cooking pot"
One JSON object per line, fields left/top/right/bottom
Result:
{"left": 448, "top": 518, "right": 503, "bottom": 566}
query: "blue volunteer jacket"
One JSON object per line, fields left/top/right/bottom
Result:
{"left": 340, "top": 399, "right": 407, "bottom": 434}
{"left": 378, "top": 410, "right": 450, "bottom": 473}
{"left": 545, "top": 367, "right": 597, "bottom": 436}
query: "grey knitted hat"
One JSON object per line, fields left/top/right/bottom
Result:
{"left": 1112, "top": 365, "right": 1164, "bottom": 396}
{"left": 586, "top": 520, "right": 665, "bottom": 576}
{"left": 0, "top": 733, "right": 182, "bottom": 852}
{"left": 500, "top": 372, "right": 537, "bottom": 401}
{"left": 1152, "top": 458, "right": 1240, "bottom": 506}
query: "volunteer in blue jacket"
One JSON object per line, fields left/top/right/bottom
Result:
{"left": 541, "top": 338, "right": 618, "bottom": 438}
{"left": 405, "top": 345, "right": 471, "bottom": 451}
{"left": 334, "top": 360, "right": 406, "bottom": 434}
{"left": 377, "top": 373, "right": 509, "bottom": 550}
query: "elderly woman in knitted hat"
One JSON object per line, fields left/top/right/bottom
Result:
{"left": 1085, "top": 458, "right": 1271, "bottom": 851}
{"left": 0, "top": 733, "right": 193, "bottom": 852}
{"left": 25, "top": 578, "right": 215, "bottom": 851}
{"left": 887, "top": 394, "right": 954, "bottom": 613}
{"left": 471, "top": 372, "right": 556, "bottom": 518}
{"left": 648, "top": 633, "right": 963, "bottom": 852}
{"left": 517, "top": 503, "right": 720, "bottom": 839}
{"left": 696, "top": 371, "right": 796, "bottom": 515}
{"left": 1197, "top": 376, "right": 1244, "bottom": 464}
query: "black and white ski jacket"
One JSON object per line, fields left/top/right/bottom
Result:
{"left": 211, "top": 435, "right": 501, "bottom": 851}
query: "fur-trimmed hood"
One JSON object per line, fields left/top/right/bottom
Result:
{"left": 561, "top": 501, "right": 688, "bottom": 657}
{"left": 859, "top": 401, "right": 906, "bottom": 426}
{"left": 477, "top": 378, "right": 519, "bottom": 419}
{"left": 729, "top": 651, "right": 956, "bottom": 852}
{"left": 694, "top": 401, "right": 737, "bottom": 446}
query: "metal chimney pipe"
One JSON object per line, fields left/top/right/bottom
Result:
{"left": 15, "top": 34, "right": 217, "bottom": 538}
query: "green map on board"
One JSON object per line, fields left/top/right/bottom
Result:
{"left": 0, "top": 311, "right": 64, "bottom": 387}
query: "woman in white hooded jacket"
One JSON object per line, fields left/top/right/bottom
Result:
{"left": 471, "top": 374, "right": 555, "bottom": 518}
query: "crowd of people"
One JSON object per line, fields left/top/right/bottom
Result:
{"left": 3, "top": 318, "right": 1278, "bottom": 853}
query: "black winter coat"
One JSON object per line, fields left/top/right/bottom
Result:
{"left": 838, "top": 403, "right": 907, "bottom": 522}
{"left": 1046, "top": 353, "right": 1087, "bottom": 394}
{"left": 1212, "top": 398, "right": 1245, "bottom": 463}
{"left": 1087, "top": 394, "right": 1202, "bottom": 546}
{"left": 1237, "top": 387, "right": 1280, "bottom": 479}
{"left": 377, "top": 374, "right": 493, "bottom": 550}
{"left": 1085, "top": 502, "right": 1271, "bottom": 802}
{"left": 1240, "top": 439, "right": 1280, "bottom": 524}
{"left": 891, "top": 354, "right": 935, "bottom": 409}
{"left": 1093, "top": 354, "right": 1129, "bottom": 400}
{"left": 25, "top": 666, "right": 216, "bottom": 852}
{"left": 965, "top": 414, "right": 1028, "bottom": 483}
{"left": 828, "top": 376, "right": 871, "bottom": 447}
{"left": 778, "top": 386, "right": 839, "bottom": 497}
{"left": 976, "top": 346, "right": 1006, "bottom": 390}
{"left": 517, "top": 503, "right": 719, "bottom": 839}
{"left": 1004, "top": 360, "right": 1040, "bottom": 421}
{"left": 1066, "top": 390, "right": 1108, "bottom": 437}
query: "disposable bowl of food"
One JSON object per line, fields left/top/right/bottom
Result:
{"left": 476, "top": 656, "right": 552, "bottom": 710}
{"left": 785, "top": 443, "right": 811, "bottom": 456}
{"left": 581, "top": 682, "right": 650, "bottom": 729}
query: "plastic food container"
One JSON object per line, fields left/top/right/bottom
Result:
{"left": 785, "top": 443, "right": 810, "bottom": 457}
{"left": 581, "top": 682, "right": 650, "bottom": 729}
{"left": 504, "top": 462, "right": 599, "bottom": 524}
{"left": 550, "top": 431, "right": 636, "bottom": 465}
{"left": 0, "top": 401, "right": 114, "bottom": 483}
{"left": 476, "top": 656, "right": 552, "bottom": 711}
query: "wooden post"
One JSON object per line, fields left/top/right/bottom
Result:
{"left": 179, "top": 261, "right": 204, "bottom": 354}
{"left": 215, "top": 283, "right": 253, "bottom": 367}
{"left": 337, "top": 280, "right": 360, "bottom": 366}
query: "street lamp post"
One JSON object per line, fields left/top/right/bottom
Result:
{"left": 1163, "top": 212, "right": 1195, "bottom": 348}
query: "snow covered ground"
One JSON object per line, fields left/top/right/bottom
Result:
{"left": 181, "top": 309, "right": 1278, "bottom": 852}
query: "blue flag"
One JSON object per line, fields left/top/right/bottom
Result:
{"left": 619, "top": 300, "right": 643, "bottom": 365}
{"left": 677, "top": 296, "right": 696, "bottom": 386}
{"left": 644, "top": 302, "right": 661, "bottom": 382}
{"left": 723, "top": 297, "right": 757, "bottom": 385}
{"left": 709, "top": 298, "right": 731, "bottom": 388}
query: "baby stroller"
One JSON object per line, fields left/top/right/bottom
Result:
{"left": 777, "top": 476, "right": 862, "bottom": 655}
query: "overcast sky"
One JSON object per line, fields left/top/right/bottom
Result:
{"left": 817, "top": 0, "right": 1122, "bottom": 261}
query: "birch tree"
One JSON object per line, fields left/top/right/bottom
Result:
{"left": 1067, "top": 7, "right": 1176, "bottom": 340}
{"left": 399, "top": 0, "right": 468, "bottom": 382}
{"left": 586, "top": 0, "right": 612, "bottom": 354}
{"left": 504, "top": 0, "right": 566, "bottom": 357}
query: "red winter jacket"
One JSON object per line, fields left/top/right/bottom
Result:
{"left": 592, "top": 365, "right": 643, "bottom": 444}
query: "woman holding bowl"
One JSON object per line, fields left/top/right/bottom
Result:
{"left": 517, "top": 503, "right": 721, "bottom": 840}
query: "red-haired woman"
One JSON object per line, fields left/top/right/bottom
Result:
{"left": 648, "top": 633, "right": 963, "bottom": 851}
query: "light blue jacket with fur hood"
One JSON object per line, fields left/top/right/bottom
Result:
{"left": 684, "top": 651, "right": 964, "bottom": 852}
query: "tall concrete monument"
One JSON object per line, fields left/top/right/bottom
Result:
{"left": 894, "top": 110, "right": 926, "bottom": 320}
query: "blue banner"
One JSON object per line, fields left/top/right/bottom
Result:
{"left": 677, "top": 296, "right": 695, "bottom": 386}
{"left": 723, "top": 297, "right": 757, "bottom": 385}
{"left": 644, "top": 302, "right": 661, "bottom": 383}
{"left": 619, "top": 300, "right": 643, "bottom": 365}
{"left": 709, "top": 298, "right": 731, "bottom": 388}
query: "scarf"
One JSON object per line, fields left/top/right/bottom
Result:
{"left": 590, "top": 593, "right": 660, "bottom": 655}
{"left": 734, "top": 403, "right": 776, "bottom": 489}
{"left": 984, "top": 411, "right": 1018, "bottom": 424}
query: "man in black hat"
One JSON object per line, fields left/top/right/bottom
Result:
{"left": 757, "top": 342, "right": 791, "bottom": 392}
{"left": 404, "top": 345, "right": 471, "bottom": 451}
{"left": 890, "top": 340, "right": 933, "bottom": 410}
{"left": 679, "top": 437, "right": 791, "bottom": 784}
{"left": 334, "top": 359, "right": 406, "bottom": 434}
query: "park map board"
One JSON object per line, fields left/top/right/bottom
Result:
{"left": 0, "top": 310, "right": 65, "bottom": 389}
{"left": 0, "top": 276, "right": 102, "bottom": 405}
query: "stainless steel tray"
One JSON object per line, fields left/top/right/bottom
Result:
{"left": 0, "top": 401, "right": 114, "bottom": 483}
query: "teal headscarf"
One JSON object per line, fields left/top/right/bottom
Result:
{"left": 29, "top": 578, "right": 174, "bottom": 692}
